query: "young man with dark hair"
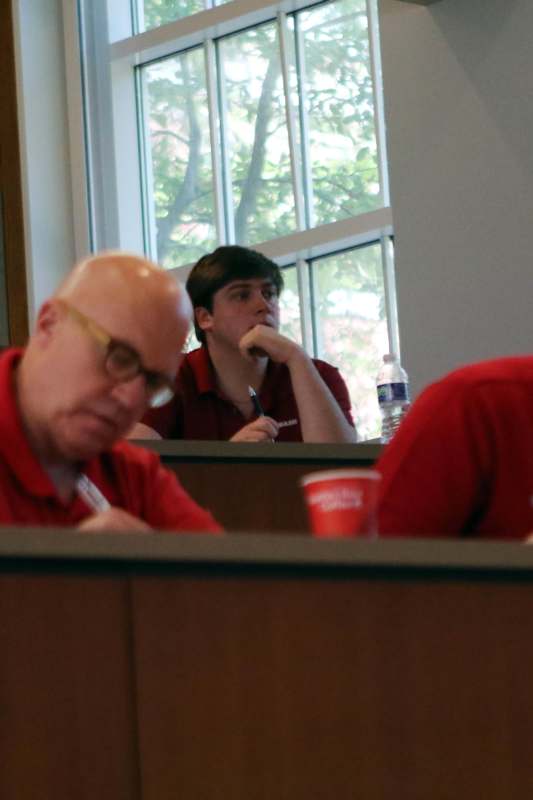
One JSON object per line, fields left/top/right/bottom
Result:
{"left": 133, "top": 245, "right": 357, "bottom": 443}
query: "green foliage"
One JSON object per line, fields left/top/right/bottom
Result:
{"left": 141, "top": 0, "right": 381, "bottom": 266}
{"left": 141, "top": 0, "right": 388, "bottom": 434}
{"left": 142, "top": 0, "right": 204, "bottom": 30}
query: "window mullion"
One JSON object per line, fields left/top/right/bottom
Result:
{"left": 131, "top": 0, "right": 144, "bottom": 36}
{"left": 294, "top": 12, "right": 314, "bottom": 230}
{"left": 366, "top": 0, "right": 389, "bottom": 207}
{"left": 136, "top": 67, "right": 158, "bottom": 259}
{"left": 205, "top": 39, "right": 225, "bottom": 245}
{"left": 62, "top": 0, "right": 92, "bottom": 256}
{"left": 80, "top": 0, "right": 121, "bottom": 250}
{"left": 109, "top": 56, "right": 145, "bottom": 252}
{"left": 216, "top": 42, "right": 234, "bottom": 244}
{"left": 308, "top": 260, "right": 321, "bottom": 358}
{"left": 277, "top": 12, "right": 305, "bottom": 232}
{"left": 381, "top": 235, "right": 399, "bottom": 357}
{"left": 296, "top": 257, "right": 315, "bottom": 356}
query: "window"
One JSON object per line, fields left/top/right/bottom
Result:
{"left": 72, "top": 0, "right": 395, "bottom": 440}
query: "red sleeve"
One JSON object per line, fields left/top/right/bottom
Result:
{"left": 145, "top": 461, "right": 223, "bottom": 533}
{"left": 375, "top": 376, "right": 490, "bottom": 538}
{"left": 314, "top": 360, "right": 355, "bottom": 427}
{"left": 109, "top": 443, "right": 222, "bottom": 533}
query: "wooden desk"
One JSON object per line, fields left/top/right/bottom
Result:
{"left": 1, "top": 530, "right": 532, "bottom": 799}
{"left": 136, "top": 440, "right": 381, "bottom": 533}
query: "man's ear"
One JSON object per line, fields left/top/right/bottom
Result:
{"left": 195, "top": 306, "right": 213, "bottom": 334}
{"left": 34, "top": 300, "right": 62, "bottom": 345}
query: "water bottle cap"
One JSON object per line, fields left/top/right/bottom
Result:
{"left": 383, "top": 353, "right": 396, "bottom": 363}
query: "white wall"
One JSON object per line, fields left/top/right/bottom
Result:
{"left": 379, "top": 0, "right": 533, "bottom": 397}
{"left": 13, "top": 0, "right": 76, "bottom": 327}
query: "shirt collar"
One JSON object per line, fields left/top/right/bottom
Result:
{"left": 189, "top": 346, "right": 219, "bottom": 395}
{"left": 189, "top": 345, "right": 286, "bottom": 411}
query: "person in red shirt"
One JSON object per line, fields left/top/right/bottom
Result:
{"left": 0, "top": 251, "right": 221, "bottom": 533}
{"left": 376, "top": 356, "right": 533, "bottom": 540}
{"left": 133, "top": 245, "right": 357, "bottom": 443}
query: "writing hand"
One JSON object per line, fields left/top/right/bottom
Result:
{"left": 127, "top": 422, "right": 162, "bottom": 440}
{"left": 77, "top": 507, "right": 153, "bottom": 532}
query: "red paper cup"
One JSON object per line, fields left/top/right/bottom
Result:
{"left": 300, "top": 469, "right": 381, "bottom": 538}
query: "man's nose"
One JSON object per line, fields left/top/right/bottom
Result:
{"left": 253, "top": 291, "right": 273, "bottom": 312}
{"left": 110, "top": 374, "right": 148, "bottom": 410}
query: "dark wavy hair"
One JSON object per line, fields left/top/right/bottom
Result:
{"left": 186, "top": 245, "right": 284, "bottom": 343}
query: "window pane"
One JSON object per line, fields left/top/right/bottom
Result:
{"left": 138, "top": 1, "right": 206, "bottom": 32}
{"left": 278, "top": 265, "right": 303, "bottom": 347}
{"left": 312, "top": 244, "right": 389, "bottom": 440}
{"left": 141, "top": 48, "right": 217, "bottom": 268}
{"left": 296, "top": 0, "right": 380, "bottom": 226}
{"left": 137, "top": 0, "right": 235, "bottom": 31}
{"left": 219, "top": 23, "right": 297, "bottom": 245}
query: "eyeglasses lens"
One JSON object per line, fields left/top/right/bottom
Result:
{"left": 148, "top": 385, "right": 174, "bottom": 408}
{"left": 105, "top": 343, "right": 139, "bottom": 381}
{"left": 106, "top": 342, "right": 173, "bottom": 408}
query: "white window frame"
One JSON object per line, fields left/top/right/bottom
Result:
{"left": 64, "top": 0, "right": 397, "bottom": 355}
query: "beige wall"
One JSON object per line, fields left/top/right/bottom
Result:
{"left": 380, "top": 0, "right": 533, "bottom": 396}
{"left": 13, "top": 0, "right": 76, "bottom": 327}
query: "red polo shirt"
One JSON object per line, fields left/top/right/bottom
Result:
{"left": 143, "top": 346, "right": 354, "bottom": 441}
{"left": 376, "top": 356, "right": 533, "bottom": 539}
{"left": 0, "top": 349, "right": 221, "bottom": 532}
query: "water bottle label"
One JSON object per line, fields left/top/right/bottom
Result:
{"left": 377, "top": 382, "right": 409, "bottom": 404}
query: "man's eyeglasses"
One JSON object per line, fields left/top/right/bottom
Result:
{"left": 57, "top": 300, "right": 175, "bottom": 408}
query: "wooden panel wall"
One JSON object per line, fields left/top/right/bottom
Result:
{"left": 158, "top": 448, "right": 379, "bottom": 533}
{"left": 168, "top": 460, "right": 319, "bottom": 532}
{"left": 0, "top": 573, "right": 138, "bottom": 799}
{"left": 130, "top": 570, "right": 533, "bottom": 798}
{"left": 2, "top": 559, "right": 533, "bottom": 798}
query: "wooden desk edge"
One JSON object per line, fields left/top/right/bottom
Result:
{"left": 132, "top": 439, "right": 382, "bottom": 463}
{"left": 0, "top": 529, "right": 531, "bottom": 574}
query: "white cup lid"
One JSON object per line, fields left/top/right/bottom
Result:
{"left": 300, "top": 469, "right": 380, "bottom": 487}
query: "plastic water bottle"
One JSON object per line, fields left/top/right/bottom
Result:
{"left": 376, "top": 354, "right": 410, "bottom": 444}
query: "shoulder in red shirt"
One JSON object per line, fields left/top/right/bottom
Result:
{"left": 376, "top": 356, "right": 533, "bottom": 540}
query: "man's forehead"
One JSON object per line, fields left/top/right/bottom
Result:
{"left": 222, "top": 278, "right": 275, "bottom": 291}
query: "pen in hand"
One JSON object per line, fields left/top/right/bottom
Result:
{"left": 75, "top": 473, "right": 111, "bottom": 514}
{"left": 248, "top": 385, "right": 276, "bottom": 443}
{"left": 248, "top": 385, "right": 265, "bottom": 417}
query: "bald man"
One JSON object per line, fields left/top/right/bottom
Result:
{"left": 1, "top": 251, "right": 221, "bottom": 533}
